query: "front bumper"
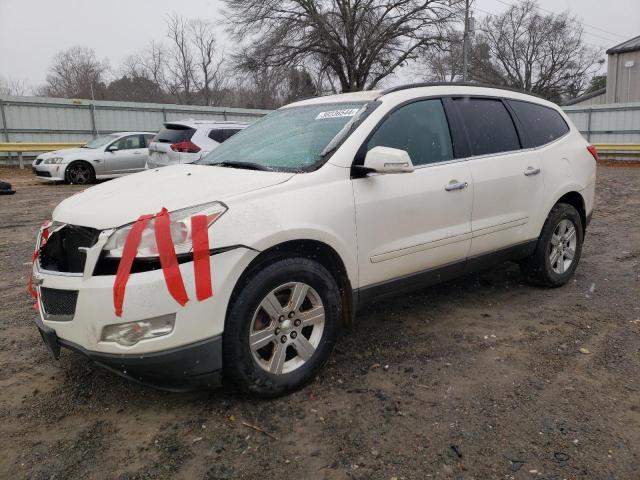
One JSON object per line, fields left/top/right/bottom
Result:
{"left": 34, "top": 315, "right": 222, "bottom": 391}
{"left": 32, "top": 163, "right": 66, "bottom": 181}
{"left": 32, "top": 246, "right": 259, "bottom": 389}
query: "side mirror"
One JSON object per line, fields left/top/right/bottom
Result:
{"left": 107, "top": 145, "right": 118, "bottom": 152}
{"left": 360, "top": 146, "right": 414, "bottom": 174}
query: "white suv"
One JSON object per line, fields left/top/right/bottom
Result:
{"left": 32, "top": 84, "right": 596, "bottom": 397}
{"left": 146, "top": 120, "right": 248, "bottom": 168}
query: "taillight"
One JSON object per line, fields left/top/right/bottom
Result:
{"left": 170, "top": 141, "right": 201, "bottom": 153}
{"left": 587, "top": 145, "right": 599, "bottom": 161}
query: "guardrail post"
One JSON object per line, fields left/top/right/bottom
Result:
{"left": 89, "top": 103, "right": 98, "bottom": 138}
{"left": 586, "top": 107, "right": 593, "bottom": 142}
{"left": 0, "top": 98, "right": 12, "bottom": 164}
{"left": 18, "top": 151, "right": 24, "bottom": 169}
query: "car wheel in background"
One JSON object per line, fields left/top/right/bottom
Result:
{"left": 223, "top": 257, "right": 341, "bottom": 397}
{"left": 520, "top": 202, "right": 584, "bottom": 287}
{"left": 65, "top": 161, "right": 95, "bottom": 185}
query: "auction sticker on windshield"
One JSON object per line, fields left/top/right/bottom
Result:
{"left": 315, "top": 108, "right": 360, "bottom": 120}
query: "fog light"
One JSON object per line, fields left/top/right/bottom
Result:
{"left": 101, "top": 314, "right": 175, "bottom": 346}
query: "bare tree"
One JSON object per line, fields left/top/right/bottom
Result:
{"left": 223, "top": 0, "right": 459, "bottom": 92}
{"left": 189, "top": 19, "right": 227, "bottom": 106}
{"left": 42, "top": 46, "right": 109, "bottom": 99}
{"left": 474, "top": 0, "right": 602, "bottom": 102}
{"left": 0, "top": 76, "right": 28, "bottom": 96}
{"left": 420, "top": 32, "right": 463, "bottom": 82}
{"left": 166, "top": 14, "right": 197, "bottom": 103}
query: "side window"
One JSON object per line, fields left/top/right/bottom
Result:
{"left": 366, "top": 99, "right": 453, "bottom": 166}
{"left": 143, "top": 134, "right": 154, "bottom": 147}
{"left": 453, "top": 98, "right": 520, "bottom": 156}
{"left": 208, "top": 129, "right": 224, "bottom": 143}
{"left": 222, "top": 129, "right": 241, "bottom": 142}
{"left": 508, "top": 100, "right": 569, "bottom": 148}
{"left": 114, "top": 135, "right": 144, "bottom": 150}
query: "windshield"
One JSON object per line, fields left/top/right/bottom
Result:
{"left": 198, "top": 102, "right": 368, "bottom": 172}
{"left": 83, "top": 134, "right": 120, "bottom": 149}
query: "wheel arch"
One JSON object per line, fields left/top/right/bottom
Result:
{"left": 554, "top": 190, "right": 587, "bottom": 234}
{"left": 229, "top": 239, "right": 355, "bottom": 326}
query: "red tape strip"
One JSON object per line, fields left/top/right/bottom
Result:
{"left": 28, "top": 221, "right": 51, "bottom": 311}
{"left": 154, "top": 208, "right": 189, "bottom": 307}
{"left": 191, "top": 215, "right": 213, "bottom": 301}
{"left": 113, "top": 214, "right": 153, "bottom": 317}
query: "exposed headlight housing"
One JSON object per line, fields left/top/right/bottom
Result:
{"left": 43, "top": 157, "right": 64, "bottom": 164}
{"left": 101, "top": 314, "right": 175, "bottom": 346}
{"left": 102, "top": 201, "right": 227, "bottom": 258}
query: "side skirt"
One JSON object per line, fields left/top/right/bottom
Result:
{"left": 354, "top": 239, "right": 537, "bottom": 309}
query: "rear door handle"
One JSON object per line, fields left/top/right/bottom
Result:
{"left": 445, "top": 180, "right": 468, "bottom": 191}
{"left": 524, "top": 166, "right": 541, "bottom": 176}
{"left": 133, "top": 151, "right": 142, "bottom": 155}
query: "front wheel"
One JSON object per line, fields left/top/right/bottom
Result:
{"left": 65, "top": 161, "right": 95, "bottom": 185}
{"left": 520, "top": 203, "right": 584, "bottom": 287}
{"left": 223, "top": 257, "right": 341, "bottom": 397}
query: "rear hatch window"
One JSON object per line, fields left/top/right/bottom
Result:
{"left": 152, "top": 124, "right": 196, "bottom": 143}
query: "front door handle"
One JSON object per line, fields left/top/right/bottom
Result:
{"left": 524, "top": 166, "right": 541, "bottom": 176}
{"left": 133, "top": 151, "right": 142, "bottom": 155}
{"left": 445, "top": 180, "right": 468, "bottom": 191}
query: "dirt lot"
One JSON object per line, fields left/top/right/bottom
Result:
{"left": 0, "top": 166, "right": 638, "bottom": 480}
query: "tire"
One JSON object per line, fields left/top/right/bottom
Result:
{"left": 520, "top": 202, "right": 584, "bottom": 287}
{"left": 223, "top": 257, "right": 341, "bottom": 397}
{"left": 65, "top": 161, "right": 95, "bottom": 185}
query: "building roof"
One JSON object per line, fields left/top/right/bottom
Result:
{"left": 563, "top": 87, "right": 607, "bottom": 106}
{"left": 606, "top": 34, "right": 640, "bottom": 55}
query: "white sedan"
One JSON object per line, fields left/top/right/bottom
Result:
{"left": 32, "top": 132, "right": 155, "bottom": 184}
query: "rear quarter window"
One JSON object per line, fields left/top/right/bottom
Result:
{"left": 222, "top": 129, "right": 241, "bottom": 142}
{"left": 208, "top": 129, "right": 224, "bottom": 143}
{"left": 153, "top": 125, "right": 195, "bottom": 143}
{"left": 508, "top": 100, "right": 570, "bottom": 148}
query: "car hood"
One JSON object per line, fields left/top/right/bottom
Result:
{"left": 53, "top": 164, "right": 295, "bottom": 229}
{"left": 40, "top": 148, "right": 88, "bottom": 158}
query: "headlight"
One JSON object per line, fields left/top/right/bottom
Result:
{"left": 43, "top": 157, "right": 64, "bottom": 164}
{"left": 103, "top": 201, "right": 227, "bottom": 258}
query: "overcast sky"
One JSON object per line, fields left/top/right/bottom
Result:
{"left": 1, "top": 0, "right": 638, "bottom": 90}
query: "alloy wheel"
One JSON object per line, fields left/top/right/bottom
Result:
{"left": 67, "top": 163, "right": 91, "bottom": 184}
{"left": 549, "top": 218, "right": 577, "bottom": 274}
{"left": 249, "top": 282, "right": 325, "bottom": 375}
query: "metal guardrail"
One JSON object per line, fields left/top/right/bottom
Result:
{"left": 0, "top": 142, "right": 83, "bottom": 152}
{"left": 0, "top": 143, "right": 84, "bottom": 169}
{"left": 593, "top": 143, "right": 640, "bottom": 152}
{"left": 1, "top": 142, "right": 638, "bottom": 170}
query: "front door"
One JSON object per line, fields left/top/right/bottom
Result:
{"left": 352, "top": 99, "right": 473, "bottom": 289}
{"left": 105, "top": 134, "right": 147, "bottom": 174}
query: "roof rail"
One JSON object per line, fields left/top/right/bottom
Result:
{"left": 380, "top": 81, "right": 545, "bottom": 100}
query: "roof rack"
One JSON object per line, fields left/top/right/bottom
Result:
{"left": 380, "top": 81, "right": 545, "bottom": 100}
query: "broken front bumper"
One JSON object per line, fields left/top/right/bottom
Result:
{"left": 34, "top": 315, "right": 223, "bottom": 391}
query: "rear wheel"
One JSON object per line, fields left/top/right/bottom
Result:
{"left": 65, "top": 161, "right": 95, "bottom": 185}
{"left": 520, "top": 203, "right": 584, "bottom": 287}
{"left": 223, "top": 257, "right": 340, "bottom": 397}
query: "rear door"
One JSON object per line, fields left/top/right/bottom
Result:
{"left": 352, "top": 98, "right": 473, "bottom": 289}
{"left": 104, "top": 134, "right": 148, "bottom": 174}
{"left": 148, "top": 124, "right": 196, "bottom": 167}
{"left": 452, "top": 97, "right": 544, "bottom": 256}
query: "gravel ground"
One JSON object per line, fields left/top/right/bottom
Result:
{"left": 0, "top": 165, "right": 638, "bottom": 480}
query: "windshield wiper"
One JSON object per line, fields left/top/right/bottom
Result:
{"left": 211, "top": 161, "right": 273, "bottom": 171}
